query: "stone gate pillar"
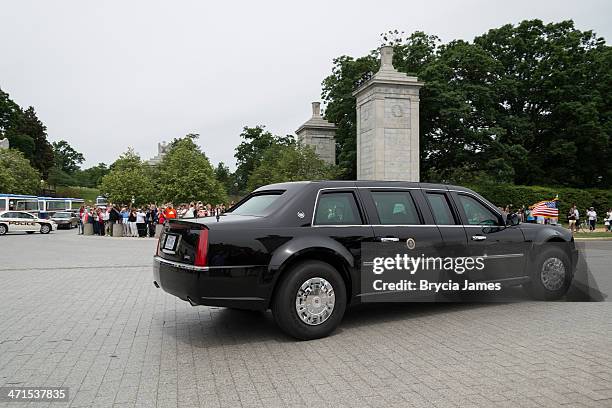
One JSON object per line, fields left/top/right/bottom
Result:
{"left": 296, "top": 102, "right": 337, "bottom": 165}
{"left": 353, "top": 46, "right": 424, "bottom": 181}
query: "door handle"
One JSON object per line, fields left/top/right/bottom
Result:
{"left": 380, "top": 237, "right": 400, "bottom": 242}
{"left": 471, "top": 235, "right": 487, "bottom": 241}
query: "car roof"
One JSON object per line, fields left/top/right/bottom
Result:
{"left": 254, "top": 180, "right": 473, "bottom": 193}
{"left": 0, "top": 210, "right": 36, "bottom": 213}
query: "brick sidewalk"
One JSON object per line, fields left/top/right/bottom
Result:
{"left": 0, "top": 232, "right": 611, "bottom": 407}
{"left": 1, "top": 265, "right": 611, "bottom": 407}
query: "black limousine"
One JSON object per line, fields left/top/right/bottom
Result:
{"left": 154, "top": 181, "right": 578, "bottom": 340}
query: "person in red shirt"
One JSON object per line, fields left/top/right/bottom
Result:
{"left": 164, "top": 203, "right": 177, "bottom": 220}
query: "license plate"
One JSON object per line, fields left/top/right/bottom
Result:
{"left": 163, "top": 234, "right": 178, "bottom": 251}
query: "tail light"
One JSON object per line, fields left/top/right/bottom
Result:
{"left": 194, "top": 228, "right": 209, "bottom": 267}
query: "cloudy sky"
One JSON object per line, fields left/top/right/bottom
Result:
{"left": 1, "top": 0, "right": 610, "bottom": 169}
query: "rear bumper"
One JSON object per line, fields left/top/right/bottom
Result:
{"left": 153, "top": 256, "right": 269, "bottom": 310}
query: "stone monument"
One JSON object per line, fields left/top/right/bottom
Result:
{"left": 147, "top": 141, "right": 170, "bottom": 165}
{"left": 353, "top": 46, "right": 423, "bottom": 181}
{"left": 296, "top": 102, "right": 336, "bottom": 165}
{"left": 0, "top": 138, "right": 9, "bottom": 150}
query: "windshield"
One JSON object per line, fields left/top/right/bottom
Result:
{"left": 229, "top": 192, "right": 284, "bottom": 216}
{"left": 47, "top": 201, "right": 68, "bottom": 210}
{"left": 15, "top": 200, "right": 38, "bottom": 211}
{"left": 54, "top": 213, "right": 71, "bottom": 218}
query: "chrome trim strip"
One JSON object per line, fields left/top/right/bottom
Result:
{"left": 482, "top": 253, "right": 524, "bottom": 259}
{"left": 154, "top": 256, "right": 264, "bottom": 271}
{"left": 200, "top": 296, "right": 265, "bottom": 301}
{"left": 310, "top": 223, "right": 502, "bottom": 228}
{"left": 154, "top": 256, "right": 208, "bottom": 271}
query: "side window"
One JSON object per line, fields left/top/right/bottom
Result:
{"left": 2, "top": 212, "right": 17, "bottom": 219}
{"left": 19, "top": 213, "right": 35, "bottom": 220}
{"left": 314, "top": 192, "right": 362, "bottom": 225}
{"left": 458, "top": 195, "right": 500, "bottom": 226}
{"left": 371, "top": 191, "right": 420, "bottom": 225}
{"left": 426, "top": 193, "right": 456, "bottom": 225}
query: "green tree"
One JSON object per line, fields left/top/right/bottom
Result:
{"left": 321, "top": 54, "right": 378, "bottom": 179}
{"left": 0, "top": 89, "right": 54, "bottom": 178}
{"left": 321, "top": 21, "right": 612, "bottom": 188}
{"left": 52, "top": 140, "right": 84, "bottom": 174}
{"left": 472, "top": 20, "right": 611, "bottom": 187}
{"left": 99, "top": 150, "right": 155, "bottom": 206}
{"left": 73, "top": 163, "right": 109, "bottom": 188}
{"left": 0, "top": 148, "right": 41, "bottom": 194}
{"left": 156, "top": 135, "right": 227, "bottom": 204}
{"left": 233, "top": 126, "right": 294, "bottom": 192}
{"left": 214, "top": 161, "right": 238, "bottom": 195}
{"left": 247, "top": 144, "right": 338, "bottom": 191}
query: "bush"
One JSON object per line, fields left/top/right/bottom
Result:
{"left": 469, "top": 183, "right": 612, "bottom": 220}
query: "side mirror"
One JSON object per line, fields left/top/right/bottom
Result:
{"left": 506, "top": 213, "right": 520, "bottom": 226}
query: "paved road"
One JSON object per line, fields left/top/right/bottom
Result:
{"left": 0, "top": 230, "right": 611, "bottom": 407}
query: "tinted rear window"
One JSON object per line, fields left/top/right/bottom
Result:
{"left": 426, "top": 193, "right": 456, "bottom": 225}
{"left": 229, "top": 192, "right": 284, "bottom": 216}
{"left": 314, "top": 192, "right": 362, "bottom": 225}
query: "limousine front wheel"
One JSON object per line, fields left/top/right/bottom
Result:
{"left": 523, "top": 246, "right": 572, "bottom": 300}
{"left": 272, "top": 260, "right": 346, "bottom": 340}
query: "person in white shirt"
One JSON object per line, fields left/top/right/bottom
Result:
{"left": 102, "top": 208, "right": 110, "bottom": 236}
{"left": 605, "top": 209, "right": 612, "bottom": 232}
{"left": 184, "top": 203, "right": 195, "bottom": 218}
{"left": 136, "top": 208, "right": 146, "bottom": 237}
{"left": 567, "top": 204, "right": 579, "bottom": 234}
{"left": 587, "top": 207, "right": 597, "bottom": 231}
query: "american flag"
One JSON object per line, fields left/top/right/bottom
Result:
{"left": 531, "top": 200, "right": 559, "bottom": 218}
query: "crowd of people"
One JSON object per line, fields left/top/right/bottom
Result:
{"left": 499, "top": 204, "right": 612, "bottom": 234}
{"left": 76, "top": 201, "right": 235, "bottom": 237}
{"left": 566, "top": 205, "right": 612, "bottom": 233}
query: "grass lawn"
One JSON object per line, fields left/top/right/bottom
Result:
{"left": 573, "top": 232, "right": 612, "bottom": 239}
{"left": 55, "top": 186, "right": 100, "bottom": 205}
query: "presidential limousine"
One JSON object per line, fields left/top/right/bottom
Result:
{"left": 153, "top": 181, "right": 578, "bottom": 340}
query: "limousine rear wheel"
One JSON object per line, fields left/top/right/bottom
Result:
{"left": 523, "top": 246, "right": 571, "bottom": 300}
{"left": 272, "top": 260, "right": 346, "bottom": 340}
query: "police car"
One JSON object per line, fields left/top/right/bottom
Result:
{"left": 0, "top": 210, "right": 57, "bottom": 235}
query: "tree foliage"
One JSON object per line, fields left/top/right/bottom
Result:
{"left": 0, "top": 89, "right": 54, "bottom": 178}
{"left": 73, "top": 163, "right": 109, "bottom": 188}
{"left": 247, "top": 144, "right": 338, "bottom": 190}
{"left": 0, "top": 148, "right": 40, "bottom": 194}
{"left": 156, "top": 136, "right": 227, "bottom": 204}
{"left": 99, "top": 149, "right": 156, "bottom": 206}
{"left": 233, "top": 126, "right": 294, "bottom": 192}
{"left": 52, "top": 140, "right": 84, "bottom": 174}
{"left": 322, "top": 20, "right": 612, "bottom": 188}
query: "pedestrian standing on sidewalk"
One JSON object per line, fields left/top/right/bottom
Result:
{"left": 102, "top": 207, "right": 110, "bottom": 236}
{"left": 587, "top": 207, "right": 597, "bottom": 232}
{"left": 136, "top": 208, "right": 146, "bottom": 237}
{"left": 567, "top": 204, "right": 578, "bottom": 234}
{"left": 128, "top": 209, "right": 137, "bottom": 237}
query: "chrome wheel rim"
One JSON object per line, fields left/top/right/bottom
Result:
{"left": 295, "top": 277, "right": 335, "bottom": 326}
{"left": 41, "top": 225, "right": 50, "bottom": 233}
{"left": 0, "top": 225, "right": 6, "bottom": 234}
{"left": 541, "top": 257, "right": 565, "bottom": 291}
